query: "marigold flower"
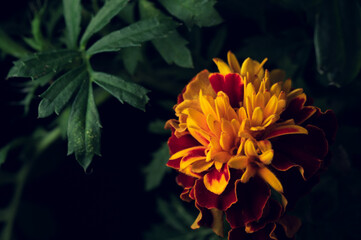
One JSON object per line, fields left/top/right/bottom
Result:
{"left": 165, "top": 51, "right": 337, "bottom": 239}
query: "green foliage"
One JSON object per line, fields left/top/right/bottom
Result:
{"left": 139, "top": 0, "right": 193, "bottom": 68}
{"left": 93, "top": 72, "right": 149, "bottom": 111}
{"left": 143, "top": 143, "right": 170, "bottom": 191}
{"left": 80, "top": 0, "right": 128, "bottom": 47}
{"left": 63, "top": 0, "right": 82, "bottom": 49}
{"left": 0, "top": 29, "right": 29, "bottom": 58}
{"left": 86, "top": 17, "right": 179, "bottom": 55}
{"left": 144, "top": 196, "right": 222, "bottom": 240}
{"left": 38, "top": 66, "right": 86, "bottom": 117}
{"left": 7, "top": 50, "right": 81, "bottom": 79}
{"left": 158, "top": 0, "right": 222, "bottom": 29}
{"left": 314, "top": 0, "right": 361, "bottom": 86}
{"left": 67, "top": 78, "right": 101, "bottom": 170}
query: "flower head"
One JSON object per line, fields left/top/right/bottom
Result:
{"left": 165, "top": 51, "right": 337, "bottom": 239}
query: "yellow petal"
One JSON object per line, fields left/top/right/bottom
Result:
{"left": 264, "top": 95, "right": 278, "bottom": 118}
{"left": 228, "top": 156, "right": 248, "bottom": 169}
{"left": 227, "top": 51, "right": 241, "bottom": 73}
{"left": 184, "top": 108, "right": 208, "bottom": 131}
{"left": 215, "top": 161, "right": 223, "bottom": 171}
{"left": 244, "top": 139, "right": 258, "bottom": 157}
{"left": 199, "top": 91, "right": 217, "bottom": 119}
{"left": 169, "top": 146, "right": 205, "bottom": 160}
{"left": 255, "top": 91, "right": 265, "bottom": 109}
{"left": 258, "top": 167, "right": 283, "bottom": 193}
{"left": 238, "top": 107, "right": 248, "bottom": 120}
{"left": 191, "top": 160, "right": 214, "bottom": 173}
{"left": 251, "top": 106, "right": 263, "bottom": 126}
{"left": 220, "top": 132, "right": 233, "bottom": 152}
{"left": 257, "top": 140, "right": 272, "bottom": 152}
{"left": 213, "top": 58, "right": 232, "bottom": 75}
{"left": 213, "top": 151, "right": 232, "bottom": 164}
{"left": 241, "top": 166, "right": 256, "bottom": 183}
{"left": 258, "top": 150, "right": 274, "bottom": 165}
{"left": 207, "top": 114, "right": 221, "bottom": 136}
{"left": 180, "top": 156, "right": 206, "bottom": 170}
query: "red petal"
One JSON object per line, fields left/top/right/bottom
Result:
{"left": 245, "top": 199, "right": 282, "bottom": 233}
{"left": 282, "top": 93, "right": 316, "bottom": 124}
{"left": 209, "top": 73, "right": 243, "bottom": 107}
{"left": 194, "top": 169, "right": 242, "bottom": 211}
{"left": 271, "top": 125, "right": 326, "bottom": 179}
{"left": 176, "top": 173, "right": 196, "bottom": 188}
{"left": 228, "top": 223, "right": 276, "bottom": 240}
{"left": 225, "top": 176, "right": 271, "bottom": 228}
{"left": 306, "top": 109, "right": 337, "bottom": 145}
{"left": 168, "top": 131, "right": 200, "bottom": 155}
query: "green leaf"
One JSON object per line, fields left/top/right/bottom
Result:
{"left": 80, "top": 0, "right": 129, "bottom": 47}
{"left": 67, "top": 78, "right": 101, "bottom": 171}
{"left": 0, "top": 29, "right": 30, "bottom": 58}
{"left": 139, "top": 0, "right": 193, "bottom": 68}
{"left": 86, "top": 17, "right": 179, "bottom": 55}
{"left": 314, "top": 0, "right": 361, "bottom": 86}
{"left": 7, "top": 49, "right": 81, "bottom": 79}
{"left": 152, "top": 32, "right": 193, "bottom": 68}
{"left": 158, "top": 0, "right": 222, "bottom": 29}
{"left": 63, "top": 0, "right": 82, "bottom": 48}
{"left": 121, "top": 47, "right": 143, "bottom": 74}
{"left": 38, "top": 66, "right": 87, "bottom": 118}
{"left": 92, "top": 72, "right": 149, "bottom": 111}
{"left": 143, "top": 143, "right": 170, "bottom": 191}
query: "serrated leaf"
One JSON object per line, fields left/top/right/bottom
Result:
{"left": 80, "top": 0, "right": 128, "bottom": 47}
{"left": 86, "top": 17, "right": 179, "bottom": 55}
{"left": 38, "top": 66, "right": 86, "bottom": 118}
{"left": 63, "top": 0, "right": 82, "bottom": 48}
{"left": 152, "top": 32, "right": 193, "bottom": 68}
{"left": 158, "top": 0, "right": 222, "bottom": 29}
{"left": 139, "top": 0, "right": 193, "bottom": 68}
{"left": 67, "top": 78, "right": 101, "bottom": 171}
{"left": 92, "top": 72, "right": 149, "bottom": 111}
{"left": 7, "top": 50, "right": 81, "bottom": 79}
{"left": 143, "top": 143, "right": 170, "bottom": 191}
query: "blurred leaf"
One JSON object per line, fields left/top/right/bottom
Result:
{"left": 7, "top": 49, "right": 81, "bottom": 79}
{"left": 139, "top": 0, "right": 193, "bottom": 68}
{"left": 143, "top": 143, "right": 170, "bottom": 191}
{"left": 158, "top": 0, "right": 222, "bottom": 29}
{"left": 67, "top": 78, "right": 101, "bottom": 171}
{"left": 121, "top": 46, "right": 143, "bottom": 74}
{"left": 87, "top": 17, "right": 179, "bottom": 55}
{"left": 0, "top": 138, "right": 25, "bottom": 167}
{"left": 38, "top": 66, "right": 86, "bottom": 118}
{"left": 63, "top": 0, "right": 82, "bottom": 48}
{"left": 0, "top": 29, "right": 30, "bottom": 58}
{"left": 207, "top": 26, "right": 227, "bottom": 58}
{"left": 80, "top": 0, "right": 128, "bottom": 47}
{"left": 148, "top": 119, "right": 168, "bottom": 135}
{"left": 92, "top": 72, "right": 149, "bottom": 111}
{"left": 314, "top": 0, "right": 361, "bottom": 86}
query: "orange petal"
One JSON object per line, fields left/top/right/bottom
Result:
{"left": 228, "top": 156, "right": 248, "bottom": 169}
{"left": 258, "top": 167, "right": 283, "bottom": 193}
{"left": 183, "top": 70, "right": 215, "bottom": 100}
{"left": 266, "top": 124, "right": 308, "bottom": 139}
{"left": 204, "top": 165, "right": 230, "bottom": 195}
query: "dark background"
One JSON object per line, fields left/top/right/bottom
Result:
{"left": 1, "top": 0, "right": 360, "bottom": 240}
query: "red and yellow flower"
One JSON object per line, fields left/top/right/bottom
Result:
{"left": 165, "top": 51, "right": 337, "bottom": 239}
